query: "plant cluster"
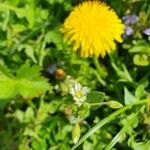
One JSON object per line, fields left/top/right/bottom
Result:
{"left": 0, "top": 0, "right": 150, "bottom": 150}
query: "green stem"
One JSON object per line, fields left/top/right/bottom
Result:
{"left": 10, "top": 21, "right": 51, "bottom": 54}
{"left": 93, "top": 56, "right": 106, "bottom": 86}
{"left": 91, "top": 69, "right": 106, "bottom": 86}
{"left": 71, "top": 99, "right": 150, "bottom": 150}
{"left": 122, "top": 64, "right": 133, "bottom": 82}
{"left": 111, "top": 62, "right": 133, "bottom": 82}
{"left": 90, "top": 102, "right": 108, "bottom": 106}
{"left": 93, "top": 56, "right": 104, "bottom": 77}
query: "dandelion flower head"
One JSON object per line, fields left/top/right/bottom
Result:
{"left": 61, "top": 1, "right": 125, "bottom": 57}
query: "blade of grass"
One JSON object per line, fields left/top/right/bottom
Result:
{"left": 71, "top": 99, "right": 150, "bottom": 150}
{"left": 10, "top": 21, "right": 51, "bottom": 54}
{"left": 105, "top": 112, "right": 139, "bottom": 150}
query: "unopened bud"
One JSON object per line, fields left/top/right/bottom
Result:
{"left": 107, "top": 101, "right": 123, "bottom": 109}
{"left": 72, "top": 123, "right": 80, "bottom": 144}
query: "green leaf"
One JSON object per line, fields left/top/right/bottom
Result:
{"left": 0, "top": 63, "right": 51, "bottom": 99}
{"left": 0, "top": 3, "right": 26, "bottom": 16}
{"left": 45, "top": 27, "right": 63, "bottom": 49}
{"left": 16, "top": 63, "right": 50, "bottom": 99}
{"left": 124, "top": 87, "right": 138, "bottom": 105}
{"left": 86, "top": 91, "right": 107, "bottom": 103}
{"left": 83, "top": 141, "right": 93, "bottom": 150}
{"left": 0, "top": 71, "right": 17, "bottom": 99}
{"left": 105, "top": 113, "right": 138, "bottom": 150}
{"left": 35, "top": 100, "right": 62, "bottom": 124}
{"left": 24, "top": 128, "right": 40, "bottom": 140}
{"left": 16, "top": 110, "right": 24, "bottom": 123}
{"left": 25, "top": 4, "right": 35, "bottom": 28}
{"left": 78, "top": 104, "right": 90, "bottom": 120}
{"left": 31, "top": 139, "right": 47, "bottom": 150}
{"left": 129, "top": 138, "right": 150, "bottom": 150}
{"left": 129, "top": 45, "right": 150, "bottom": 54}
{"left": 16, "top": 62, "right": 40, "bottom": 79}
{"left": 17, "top": 78, "right": 50, "bottom": 99}
{"left": 24, "top": 45, "right": 37, "bottom": 63}
{"left": 71, "top": 99, "right": 150, "bottom": 150}
{"left": 11, "top": 24, "right": 26, "bottom": 34}
{"left": 10, "top": 21, "right": 51, "bottom": 54}
{"left": 24, "top": 107, "right": 35, "bottom": 123}
{"left": 135, "top": 84, "right": 148, "bottom": 99}
{"left": 133, "top": 54, "right": 149, "bottom": 66}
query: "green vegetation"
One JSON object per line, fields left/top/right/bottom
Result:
{"left": 0, "top": 0, "right": 150, "bottom": 149}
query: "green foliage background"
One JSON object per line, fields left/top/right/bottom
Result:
{"left": 0, "top": 0, "right": 150, "bottom": 150}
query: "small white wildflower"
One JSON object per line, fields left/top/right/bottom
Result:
{"left": 69, "top": 83, "right": 90, "bottom": 106}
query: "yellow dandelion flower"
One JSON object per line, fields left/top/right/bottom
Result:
{"left": 61, "top": 1, "right": 125, "bottom": 57}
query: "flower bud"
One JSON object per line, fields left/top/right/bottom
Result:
{"left": 107, "top": 101, "right": 123, "bottom": 109}
{"left": 72, "top": 123, "right": 80, "bottom": 144}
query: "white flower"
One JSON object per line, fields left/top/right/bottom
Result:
{"left": 69, "top": 83, "right": 90, "bottom": 106}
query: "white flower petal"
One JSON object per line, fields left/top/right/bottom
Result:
{"left": 74, "top": 83, "right": 82, "bottom": 91}
{"left": 82, "top": 87, "right": 90, "bottom": 94}
{"left": 70, "top": 88, "right": 75, "bottom": 95}
{"left": 80, "top": 96, "right": 86, "bottom": 102}
{"left": 69, "top": 82, "right": 89, "bottom": 107}
{"left": 75, "top": 101, "right": 82, "bottom": 106}
{"left": 73, "top": 96, "right": 78, "bottom": 101}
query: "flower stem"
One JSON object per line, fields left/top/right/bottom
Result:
{"left": 90, "top": 102, "right": 108, "bottom": 106}
{"left": 93, "top": 56, "right": 104, "bottom": 77}
{"left": 93, "top": 56, "right": 106, "bottom": 86}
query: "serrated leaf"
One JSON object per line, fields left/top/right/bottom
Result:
{"left": 17, "top": 78, "right": 50, "bottom": 99}
{"left": 0, "top": 3, "right": 26, "bottom": 16}
{"left": 0, "top": 72, "right": 17, "bottom": 99}
{"left": 16, "top": 63, "right": 50, "bottom": 98}
{"left": 25, "top": 4, "right": 35, "bottom": 28}
{"left": 16, "top": 62, "right": 40, "bottom": 79}
{"left": 0, "top": 63, "right": 51, "bottom": 99}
